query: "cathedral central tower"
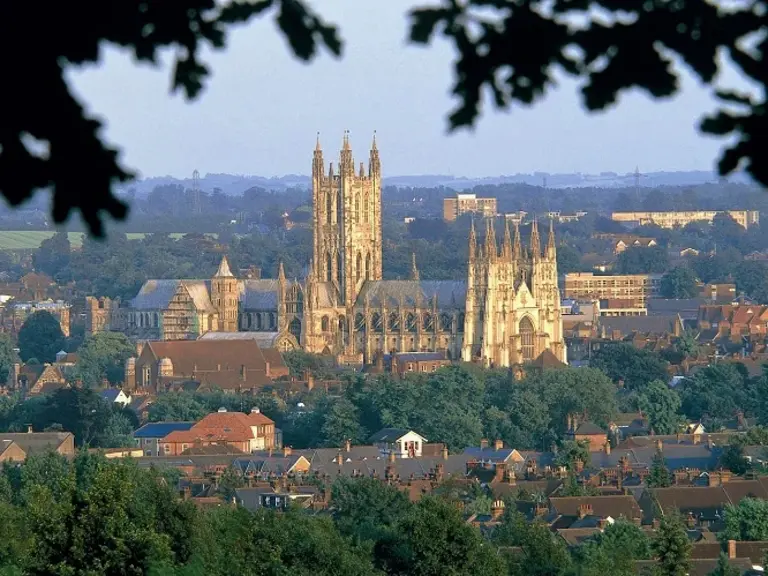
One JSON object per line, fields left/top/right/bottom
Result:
{"left": 312, "top": 131, "right": 383, "bottom": 308}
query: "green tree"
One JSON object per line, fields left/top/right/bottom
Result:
{"left": 42, "top": 387, "right": 113, "bottom": 447}
{"left": 32, "top": 232, "right": 71, "bottom": 282}
{"left": 148, "top": 393, "right": 208, "bottom": 422}
{"left": 377, "top": 497, "right": 506, "bottom": 576}
{"left": 720, "top": 442, "right": 750, "bottom": 476}
{"left": 590, "top": 343, "right": 668, "bottom": 391}
{"left": 318, "top": 396, "right": 366, "bottom": 448}
{"left": 708, "top": 553, "right": 741, "bottom": 576}
{"left": 637, "top": 380, "right": 682, "bottom": 435}
{"left": 493, "top": 509, "right": 572, "bottom": 576}
{"left": 647, "top": 451, "right": 672, "bottom": 488}
{"left": 660, "top": 266, "right": 698, "bottom": 299}
{"left": 574, "top": 521, "right": 650, "bottom": 576}
{"left": 17, "top": 311, "right": 66, "bottom": 363}
{"left": 722, "top": 498, "right": 768, "bottom": 541}
{"left": 330, "top": 477, "right": 412, "bottom": 545}
{"left": 0, "top": 335, "right": 18, "bottom": 386}
{"left": 96, "top": 412, "right": 135, "bottom": 448}
{"left": 652, "top": 514, "right": 692, "bottom": 576}
{"left": 617, "top": 246, "right": 670, "bottom": 274}
{"left": 555, "top": 440, "right": 591, "bottom": 471}
{"left": 74, "top": 332, "right": 136, "bottom": 386}
{"left": 217, "top": 467, "right": 244, "bottom": 501}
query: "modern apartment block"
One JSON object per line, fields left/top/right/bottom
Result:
{"left": 563, "top": 272, "right": 663, "bottom": 306}
{"left": 443, "top": 193, "right": 497, "bottom": 221}
{"left": 611, "top": 210, "right": 759, "bottom": 229}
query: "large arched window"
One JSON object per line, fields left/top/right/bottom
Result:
{"left": 365, "top": 252, "right": 371, "bottom": 280}
{"left": 321, "top": 316, "right": 329, "bottom": 332}
{"left": 371, "top": 312, "right": 382, "bottom": 333}
{"left": 336, "top": 254, "right": 343, "bottom": 285}
{"left": 440, "top": 313, "right": 452, "bottom": 332}
{"left": 356, "top": 252, "right": 362, "bottom": 282}
{"left": 326, "top": 192, "right": 332, "bottom": 225}
{"left": 520, "top": 317, "right": 535, "bottom": 361}
{"left": 363, "top": 196, "right": 369, "bottom": 223}
{"left": 388, "top": 312, "right": 400, "bottom": 331}
{"left": 289, "top": 318, "right": 302, "bottom": 341}
{"left": 406, "top": 313, "right": 417, "bottom": 332}
{"left": 422, "top": 313, "right": 433, "bottom": 331}
{"left": 326, "top": 252, "right": 333, "bottom": 282}
{"left": 355, "top": 193, "right": 360, "bottom": 223}
{"left": 355, "top": 313, "right": 366, "bottom": 332}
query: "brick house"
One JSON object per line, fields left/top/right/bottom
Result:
{"left": 159, "top": 408, "right": 276, "bottom": 456}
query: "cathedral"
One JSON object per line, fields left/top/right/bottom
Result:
{"left": 87, "top": 132, "right": 566, "bottom": 368}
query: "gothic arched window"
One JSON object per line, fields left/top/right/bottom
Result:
{"left": 321, "top": 316, "right": 329, "bottom": 331}
{"left": 326, "top": 192, "right": 332, "bottom": 225}
{"left": 422, "top": 313, "right": 432, "bottom": 331}
{"left": 364, "top": 196, "right": 369, "bottom": 223}
{"left": 365, "top": 252, "right": 371, "bottom": 280}
{"left": 289, "top": 318, "right": 302, "bottom": 340}
{"left": 326, "top": 252, "right": 333, "bottom": 282}
{"left": 371, "top": 312, "right": 382, "bottom": 333}
{"left": 440, "top": 313, "right": 452, "bottom": 332}
{"left": 406, "top": 313, "right": 417, "bottom": 332}
{"left": 355, "top": 313, "right": 366, "bottom": 332}
{"left": 336, "top": 253, "right": 343, "bottom": 285}
{"left": 356, "top": 252, "right": 362, "bottom": 282}
{"left": 520, "top": 317, "right": 535, "bottom": 361}
{"left": 458, "top": 313, "right": 465, "bottom": 332}
{"left": 355, "top": 193, "right": 361, "bottom": 223}
{"left": 388, "top": 312, "right": 399, "bottom": 331}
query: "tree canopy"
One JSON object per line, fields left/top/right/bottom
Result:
{"left": 1, "top": 1, "right": 766, "bottom": 235}
{"left": 17, "top": 311, "right": 66, "bottom": 364}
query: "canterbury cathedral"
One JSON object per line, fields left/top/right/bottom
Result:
{"left": 87, "top": 132, "right": 566, "bottom": 368}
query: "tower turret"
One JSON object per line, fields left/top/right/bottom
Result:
{"left": 212, "top": 256, "right": 238, "bottom": 332}
{"left": 513, "top": 221, "right": 522, "bottom": 261}
{"left": 369, "top": 131, "right": 381, "bottom": 176}
{"left": 411, "top": 253, "right": 420, "bottom": 281}
{"left": 485, "top": 218, "right": 497, "bottom": 261}
{"left": 545, "top": 218, "right": 557, "bottom": 261}
{"left": 468, "top": 219, "right": 477, "bottom": 263}
{"left": 530, "top": 219, "right": 541, "bottom": 260}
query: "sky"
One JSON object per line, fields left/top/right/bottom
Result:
{"left": 66, "top": 1, "right": 736, "bottom": 179}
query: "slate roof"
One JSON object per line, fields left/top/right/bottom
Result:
{"left": 393, "top": 352, "right": 447, "bottom": 362}
{"left": 355, "top": 280, "right": 467, "bottom": 308}
{"left": 573, "top": 422, "right": 606, "bottom": 435}
{"left": 197, "top": 332, "right": 280, "bottom": 348}
{"left": 100, "top": 389, "right": 123, "bottom": 402}
{"left": 0, "top": 432, "right": 72, "bottom": 455}
{"left": 368, "top": 428, "right": 421, "bottom": 443}
{"left": 549, "top": 495, "right": 642, "bottom": 520}
{"left": 133, "top": 422, "right": 196, "bottom": 439}
{"left": 600, "top": 314, "right": 682, "bottom": 337}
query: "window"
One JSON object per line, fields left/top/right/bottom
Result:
{"left": 289, "top": 318, "right": 302, "bottom": 340}
{"left": 407, "top": 363, "right": 414, "bottom": 372}
{"left": 364, "top": 196, "right": 369, "bottom": 223}
{"left": 520, "top": 317, "right": 535, "bottom": 360}
{"left": 365, "top": 252, "right": 371, "bottom": 279}
{"left": 355, "top": 194, "right": 360, "bottom": 222}
{"left": 326, "top": 192, "right": 332, "bottom": 224}
{"left": 326, "top": 253, "right": 333, "bottom": 281}
{"left": 321, "top": 316, "right": 329, "bottom": 331}
{"left": 356, "top": 252, "right": 362, "bottom": 282}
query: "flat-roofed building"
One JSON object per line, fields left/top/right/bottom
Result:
{"left": 563, "top": 273, "right": 662, "bottom": 306}
{"left": 443, "top": 193, "right": 497, "bottom": 221}
{"left": 611, "top": 210, "right": 759, "bottom": 229}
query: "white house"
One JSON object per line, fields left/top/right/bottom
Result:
{"left": 100, "top": 388, "right": 132, "bottom": 407}
{"left": 368, "top": 428, "right": 428, "bottom": 459}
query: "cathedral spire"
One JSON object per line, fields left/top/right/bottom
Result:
{"left": 485, "top": 218, "right": 497, "bottom": 261}
{"left": 468, "top": 219, "right": 477, "bottom": 262}
{"left": 342, "top": 129, "right": 351, "bottom": 150}
{"left": 530, "top": 219, "right": 541, "bottom": 260}
{"left": 513, "top": 221, "right": 522, "bottom": 261}
{"left": 502, "top": 219, "right": 513, "bottom": 261}
{"left": 545, "top": 217, "right": 557, "bottom": 260}
{"left": 215, "top": 256, "right": 234, "bottom": 278}
{"left": 369, "top": 130, "right": 380, "bottom": 176}
{"left": 411, "top": 252, "right": 420, "bottom": 281}
{"left": 278, "top": 261, "right": 286, "bottom": 283}
{"left": 315, "top": 131, "right": 321, "bottom": 151}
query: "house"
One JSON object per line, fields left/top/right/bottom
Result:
{"left": 127, "top": 339, "right": 288, "bottom": 394}
{"left": 0, "top": 431, "right": 75, "bottom": 459}
{"left": 101, "top": 388, "right": 132, "bottom": 407}
{"left": 133, "top": 421, "right": 196, "bottom": 456}
{"left": 6, "top": 362, "right": 68, "bottom": 396}
{"left": 234, "top": 488, "right": 314, "bottom": 511}
{"left": 159, "top": 408, "right": 277, "bottom": 456}
{"left": 565, "top": 418, "right": 608, "bottom": 452}
{"left": 390, "top": 352, "right": 451, "bottom": 375}
{"left": 0, "top": 440, "right": 27, "bottom": 463}
{"left": 368, "top": 428, "right": 429, "bottom": 458}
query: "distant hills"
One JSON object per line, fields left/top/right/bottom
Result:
{"left": 119, "top": 170, "right": 752, "bottom": 198}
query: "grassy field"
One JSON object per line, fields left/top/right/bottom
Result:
{"left": 0, "top": 231, "right": 217, "bottom": 251}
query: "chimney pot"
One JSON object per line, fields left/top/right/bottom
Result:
{"left": 26, "top": 424, "right": 33, "bottom": 434}
{"left": 480, "top": 439, "right": 489, "bottom": 450}
{"left": 441, "top": 445, "right": 449, "bottom": 460}
{"left": 283, "top": 446, "right": 292, "bottom": 457}
{"left": 344, "top": 439, "right": 351, "bottom": 453}
{"left": 494, "top": 439, "right": 504, "bottom": 451}
{"left": 728, "top": 539, "right": 736, "bottom": 559}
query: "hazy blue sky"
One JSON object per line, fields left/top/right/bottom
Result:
{"left": 67, "top": 1, "right": 732, "bottom": 179}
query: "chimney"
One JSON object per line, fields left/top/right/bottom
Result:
{"left": 241, "top": 365, "right": 247, "bottom": 381}
{"left": 491, "top": 500, "right": 505, "bottom": 520}
{"left": 494, "top": 439, "right": 504, "bottom": 451}
{"left": 686, "top": 511, "right": 696, "bottom": 528}
{"left": 435, "top": 463, "right": 444, "bottom": 482}
{"left": 597, "top": 518, "right": 608, "bottom": 530}
{"left": 480, "top": 439, "right": 489, "bottom": 450}
{"left": 283, "top": 446, "right": 292, "bottom": 457}
{"left": 727, "top": 539, "right": 736, "bottom": 560}
{"left": 656, "top": 439, "right": 663, "bottom": 452}
{"left": 534, "top": 502, "right": 547, "bottom": 517}
{"left": 507, "top": 467, "right": 517, "bottom": 485}
{"left": 335, "top": 452, "right": 343, "bottom": 466}
{"left": 495, "top": 462, "right": 506, "bottom": 482}
{"left": 26, "top": 424, "right": 33, "bottom": 434}
{"left": 388, "top": 450, "right": 396, "bottom": 463}
{"left": 344, "top": 439, "right": 351, "bottom": 453}
{"left": 720, "top": 470, "right": 732, "bottom": 484}
{"left": 441, "top": 445, "right": 449, "bottom": 460}
{"left": 604, "top": 441, "right": 611, "bottom": 455}
{"left": 578, "top": 503, "right": 592, "bottom": 519}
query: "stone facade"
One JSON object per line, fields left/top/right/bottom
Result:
{"left": 89, "top": 132, "right": 565, "bottom": 368}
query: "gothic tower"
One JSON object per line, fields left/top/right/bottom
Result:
{"left": 211, "top": 256, "right": 238, "bottom": 332}
{"left": 312, "top": 131, "right": 383, "bottom": 308}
